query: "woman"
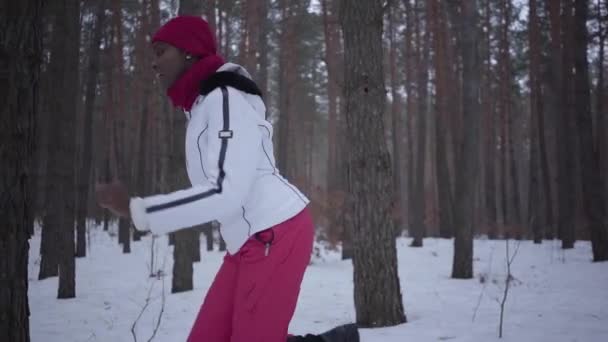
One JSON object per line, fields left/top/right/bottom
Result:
{"left": 95, "top": 16, "right": 359, "bottom": 342}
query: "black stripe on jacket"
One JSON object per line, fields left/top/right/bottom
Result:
{"left": 146, "top": 87, "right": 231, "bottom": 214}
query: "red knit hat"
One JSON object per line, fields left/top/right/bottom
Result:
{"left": 152, "top": 16, "right": 217, "bottom": 57}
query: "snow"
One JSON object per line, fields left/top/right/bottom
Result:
{"left": 29, "top": 225, "right": 608, "bottom": 342}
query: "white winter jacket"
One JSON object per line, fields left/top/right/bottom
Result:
{"left": 129, "top": 63, "right": 309, "bottom": 254}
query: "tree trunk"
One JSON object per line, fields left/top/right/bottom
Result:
{"left": 555, "top": 0, "right": 577, "bottom": 249}
{"left": 172, "top": 232, "right": 194, "bottom": 293}
{"left": 573, "top": 0, "right": 608, "bottom": 261}
{"left": 388, "top": 3, "right": 405, "bottom": 235}
{"left": 405, "top": 0, "right": 427, "bottom": 246}
{"left": 528, "top": 0, "right": 543, "bottom": 244}
{"left": 450, "top": 0, "right": 480, "bottom": 279}
{"left": 203, "top": 223, "right": 214, "bottom": 251}
{"left": 219, "top": 230, "right": 227, "bottom": 252}
{"left": 596, "top": 0, "right": 608, "bottom": 238}
{"left": 0, "top": 2, "right": 42, "bottom": 340}
{"left": 431, "top": 0, "right": 454, "bottom": 239}
{"left": 277, "top": 0, "right": 299, "bottom": 180}
{"left": 45, "top": 0, "right": 81, "bottom": 299}
{"left": 76, "top": 0, "right": 107, "bottom": 257}
{"left": 339, "top": 0, "right": 406, "bottom": 327}
{"left": 190, "top": 229, "right": 201, "bottom": 262}
{"left": 38, "top": 216, "right": 58, "bottom": 279}
{"left": 481, "top": 0, "right": 498, "bottom": 239}
{"left": 119, "top": 218, "right": 131, "bottom": 254}
{"left": 257, "top": 0, "right": 270, "bottom": 100}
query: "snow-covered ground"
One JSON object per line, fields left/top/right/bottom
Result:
{"left": 29, "top": 225, "right": 608, "bottom": 342}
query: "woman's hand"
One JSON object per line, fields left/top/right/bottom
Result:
{"left": 95, "top": 180, "right": 131, "bottom": 218}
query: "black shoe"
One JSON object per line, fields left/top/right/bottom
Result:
{"left": 319, "top": 323, "right": 360, "bottom": 342}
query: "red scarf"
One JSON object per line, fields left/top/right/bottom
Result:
{"left": 167, "top": 54, "right": 225, "bottom": 112}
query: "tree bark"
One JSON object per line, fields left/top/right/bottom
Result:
{"left": 119, "top": 218, "right": 131, "bottom": 254}
{"left": 555, "top": 0, "right": 577, "bottom": 249}
{"left": 38, "top": 216, "right": 58, "bottom": 279}
{"left": 0, "top": 1, "right": 42, "bottom": 340}
{"left": 277, "top": 0, "right": 299, "bottom": 180}
{"left": 430, "top": 0, "right": 454, "bottom": 239}
{"left": 172, "top": 231, "right": 194, "bottom": 293}
{"left": 388, "top": 3, "right": 406, "bottom": 235}
{"left": 76, "top": 0, "right": 107, "bottom": 257}
{"left": 414, "top": 0, "right": 430, "bottom": 243}
{"left": 450, "top": 0, "right": 481, "bottom": 279}
{"left": 481, "top": 0, "right": 498, "bottom": 239}
{"left": 573, "top": 0, "right": 608, "bottom": 261}
{"left": 45, "top": 0, "right": 81, "bottom": 299}
{"left": 528, "top": 0, "right": 543, "bottom": 244}
{"left": 339, "top": 0, "right": 406, "bottom": 327}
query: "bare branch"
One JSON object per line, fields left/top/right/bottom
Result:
{"left": 131, "top": 282, "right": 156, "bottom": 342}
{"left": 147, "top": 275, "right": 166, "bottom": 342}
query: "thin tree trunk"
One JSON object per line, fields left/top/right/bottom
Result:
{"left": 38, "top": 216, "right": 58, "bottom": 279}
{"left": 597, "top": 0, "right": 608, "bottom": 227}
{"left": 46, "top": 0, "right": 81, "bottom": 299}
{"left": 258, "top": 0, "right": 270, "bottom": 100}
{"left": 76, "top": 0, "right": 106, "bottom": 257}
{"left": 431, "top": 0, "right": 454, "bottom": 239}
{"left": 277, "top": 0, "right": 299, "bottom": 180}
{"left": 407, "top": 0, "right": 428, "bottom": 246}
{"left": 482, "top": 0, "right": 498, "bottom": 239}
{"left": 119, "top": 218, "right": 131, "bottom": 253}
{"left": 339, "top": 0, "right": 406, "bottom": 327}
{"left": 172, "top": 232, "right": 194, "bottom": 293}
{"left": 203, "top": 223, "right": 214, "bottom": 251}
{"left": 450, "top": 0, "right": 480, "bottom": 280}
{"left": 388, "top": 3, "right": 405, "bottom": 235}
{"left": 528, "top": 0, "right": 543, "bottom": 244}
{"left": 498, "top": 0, "right": 510, "bottom": 236}
{"left": 0, "top": 2, "right": 42, "bottom": 340}
{"left": 555, "top": 0, "right": 577, "bottom": 249}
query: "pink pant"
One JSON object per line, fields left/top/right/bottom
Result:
{"left": 187, "top": 208, "right": 314, "bottom": 342}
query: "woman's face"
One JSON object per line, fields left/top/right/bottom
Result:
{"left": 152, "top": 42, "right": 187, "bottom": 90}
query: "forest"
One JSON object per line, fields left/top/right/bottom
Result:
{"left": 1, "top": 0, "right": 607, "bottom": 341}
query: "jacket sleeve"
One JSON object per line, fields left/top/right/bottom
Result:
{"left": 129, "top": 87, "right": 261, "bottom": 235}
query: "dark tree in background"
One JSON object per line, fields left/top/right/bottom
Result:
{"left": 0, "top": 1, "right": 43, "bottom": 341}
{"left": 76, "top": 0, "right": 107, "bottom": 258}
{"left": 448, "top": 0, "right": 481, "bottom": 279}
{"left": 340, "top": 0, "right": 406, "bottom": 327}
{"left": 573, "top": 0, "right": 608, "bottom": 261}
{"left": 44, "top": 0, "right": 81, "bottom": 299}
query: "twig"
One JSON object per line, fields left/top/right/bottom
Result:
{"left": 499, "top": 239, "right": 521, "bottom": 338}
{"left": 147, "top": 275, "right": 166, "bottom": 342}
{"left": 472, "top": 242, "right": 496, "bottom": 322}
{"left": 131, "top": 282, "right": 156, "bottom": 342}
